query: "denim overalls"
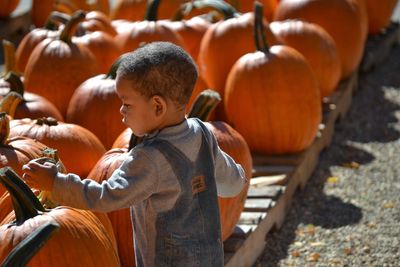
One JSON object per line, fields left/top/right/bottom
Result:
{"left": 135, "top": 121, "right": 224, "bottom": 267}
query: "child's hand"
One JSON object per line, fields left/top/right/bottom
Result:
{"left": 22, "top": 159, "right": 58, "bottom": 191}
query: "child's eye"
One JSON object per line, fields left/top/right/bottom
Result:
{"left": 123, "top": 103, "right": 131, "bottom": 108}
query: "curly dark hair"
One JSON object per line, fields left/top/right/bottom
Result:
{"left": 116, "top": 42, "right": 198, "bottom": 106}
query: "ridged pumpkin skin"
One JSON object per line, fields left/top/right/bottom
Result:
{"left": 24, "top": 12, "right": 98, "bottom": 117}
{"left": 9, "top": 118, "right": 106, "bottom": 177}
{"left": 162, "top": 16, "right": 211, "bottom": 60}
{"left": 270, "top": 20, "right": 342, "bottom": 99}
{"left": 365, "top": 0, "right": 398, "bottom": 34}
{"left": 274, "top": 0, "right": 367, "bottom": 80}
{"left": 225, "top": 45, "right": 321, "bottom": 154}
{"left": 226, "top": 0, "right": 279, "bottom": 21}
{"left": 198, "top": 12, "right": 279, "bottom": 105}
{"left": 88, "top": 148, "right": 136, "bottom": 267}
{"left": 66, "top": 74, "right": 125, "bottom": 150}
{"left": 111, "top": 0, "right": 189, "bottom": 20}
{"left": 0, "top": 169, "right": 119, "bottom": 266}
{"left": 206, "top": 121, "right": 252, "bottom": 241}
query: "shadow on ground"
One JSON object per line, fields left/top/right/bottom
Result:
{"left": 253, "top": 44, "right": 400, "bottom": 267}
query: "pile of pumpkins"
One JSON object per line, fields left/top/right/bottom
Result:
{"left": 0, "top": 0, "right": 398, "bottom": 266}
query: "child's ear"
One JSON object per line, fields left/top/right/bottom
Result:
{"left": 152, "top": 95, "right": 167, "bottom": 117}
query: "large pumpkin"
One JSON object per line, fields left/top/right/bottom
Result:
{"left": 198, "top": 1, "right": 279, "bottom": 119}
{"left": 225, "top": 2, "right": 321, "bottom": 154}
{"left": 226, "top": 0, "right": 279, "bottom": 21}
{"left": 88, "top": 147, "right": 136, "bottom": 267}
{"left": 9, "top": 117, "right": 106, "bottom": 177}
{"left": 115, "top": 0, "right": 186, "bottom": 54}
{"left": 24, "top": 11, "right": 98, "bottom": 117}
{"left": 274, "top": 0, "right": 368, "bottom": 79}
{"left": 0, "top": 167, "right": 120, "bottom": 266}
{"left": 270, "top": 19, "right": 342, "bottom": 99}
{"left": 66, "top": 61, "right": 126, "bottom": 150}
{"left": 364, "top": 0, "right": 398, "bottom": 34}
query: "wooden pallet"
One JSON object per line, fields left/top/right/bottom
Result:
{"left": 360, "top": 21, "right": 400, "bottom": 73}
{"left": 222, "top": 22, "right": 400, "bottom": 267}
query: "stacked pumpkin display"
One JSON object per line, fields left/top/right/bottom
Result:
{"left": 0, "top": 0, "right": 398, "bottom": 266}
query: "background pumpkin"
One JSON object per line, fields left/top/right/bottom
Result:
{"left": 0, "top": 0, "right": 19, "bottom": 18}
{"left": 274, "top": 0, "right": 368, "bottom": 79}
{"left": 225, "top": 2, "right": 321, "bottom": 154}
{"left": 270, "top": 19, "right": 342, "bottom": 99}
{"left": 364, "top": 0, "right": 398, "bottom": 34}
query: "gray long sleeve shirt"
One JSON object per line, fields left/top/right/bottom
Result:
{"left": 52, "top": 118, "right": 246, "bottom": 266}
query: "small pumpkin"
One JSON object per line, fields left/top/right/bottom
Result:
{"left": 9, "top": 117, "right": 106, "bottom": 177}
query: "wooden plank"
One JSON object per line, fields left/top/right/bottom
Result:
{"left": 247, "top": 184, "right": 284, "bottom": 199}
{"left": 252, "top": 151, "right": 304, "bottom": 166}
{"left": 360, "top": 21, "right": 400, "bottom": 72}
{"left": 243, "top": 198, "right": 275, "bottom": 212}
{"left": 249, "top": 175, "right": 287, "bottom": 186}
{"left": 238, "top": 212, "right": 267, "bottom": 225}
{"left": 252, "top": 165, "right": 294, "bottom": 176}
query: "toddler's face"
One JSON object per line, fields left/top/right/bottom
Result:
{"left": 115, "top": 77, "right": 160, "bottom": 136}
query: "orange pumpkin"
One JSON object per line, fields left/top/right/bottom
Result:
{"left": 1, "top": 72, "right": 63, "bottom": 121}
{"left": 9, "top": 117, "right": 106, "bottom": 177}
{"left": 24, "top": 11, "right": 98, "bottom": 117}
{"left": 66, "top": 61, "right": 126, "bottom": 149}
{"left": 365, "top": 0, "right": 398, "bottom": 34}
{"left": 198, "top": 2, "right": 279, "bottom": 120}
{"left": 15, "top": 16, "right": 61, "bottom": 74}
{"left": 0, "top": 0, "right": 19, "bottom": 18}
{"left": 115, "top": 0, "right": 186, "bottom": 54}
{"left": 88, "top": 148, "right": 136, "bottom": 267}
{"left": 0, "top": 167, "right": 120, "bottom": 266}
{"left": 79, "top": 11, "right": 118, "bottom": 36}
{"left": 270, "top": 19, "right": 342, "bottom": 99}
{"left": 188, "top": 90, "right": 253, "bottom": 241}
{"left": 225, "top": 2, "right": 321, "bottom": 154}
{"left": 0, "top": 112, "right": 49, "bottom": 196}
{"left": 226, "top": 0, "right": 279, "bottom": 21}
{"left": 274, "top": 0, "right": 368, "bottom": 79}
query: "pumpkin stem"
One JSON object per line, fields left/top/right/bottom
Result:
{"left": 59, "top": 10, "right": 86, "bottom": 43}
{"left": 0, "top": 87, "right": 23, "bottom": 119}
{"left": 36, "top": 117, "right": 59, "bottom": 126}
{"left": 0, "top": 222, "right": 60, "bottom": 267}
{"left": 0, "top": 167, "right": 46, "bottom": 225}
{"left": 0, "top": 112, "right": 11, "bottom": 145}
{"left": 4, "top": 71, "right": 25, "bottom": 97}
{"left": 106, "top": 53, "right": 129, "bottom": 79}
{"left": 253, "top": 1, "right": 269, "bottom": 53}
{"left": 172, "top": 0, "right": 239, "bottom": 21}
{"left": 144, "top": 0, "right": 161, "bottom": 21}
{"left": 188, "top": 89, "right": 221, "bottom": 121}
{"left": 49, "top": 10, "right": 71, "bottom": 25}
{"left": 2, "top": 40, "right": 18, "bottom": 75}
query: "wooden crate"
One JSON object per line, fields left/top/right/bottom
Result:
{"left": 223, "top": 22, "right": 400, "bottom": 267}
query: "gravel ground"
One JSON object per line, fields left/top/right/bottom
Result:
{"left": 254, "top": 37, "right": 400, "bottom": 266}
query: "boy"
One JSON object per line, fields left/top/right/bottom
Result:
{"left": 23, "top": 42, "right": 246, "bottom": 267}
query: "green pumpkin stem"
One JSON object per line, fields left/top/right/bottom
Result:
{"left": 106, "top": 53, "right": 129, "bottom": 79}
{"left": 188, "top": 89, "right": 221, "bottom": 121}
{"left": 145, "top": 0, "right": 161, "bottom": 21}
{"left": 59, "top": 10, "right": 86, "bottom": 43}
{"left": 2, "top": 40, "right": 18, "bottom": 75}
{"left": 49, "top": 11, "right": 71, "bottom": 25}
{"left": 254, "top": 1, "right": 269, "bottom": 53}
{"left": 0, "top": 222, "right": 60, "bottom": 267}
{"left": 0, "top": 167, "right": 46, "bottom": 225}
{"left": 172, "top": 0, "right": 239, "bottom": 21}
{"left": 4, "top": 71, "right": 25, "bottom": 96}
{"left": 36, "top": 117, "right": 59, "bottom": 126}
